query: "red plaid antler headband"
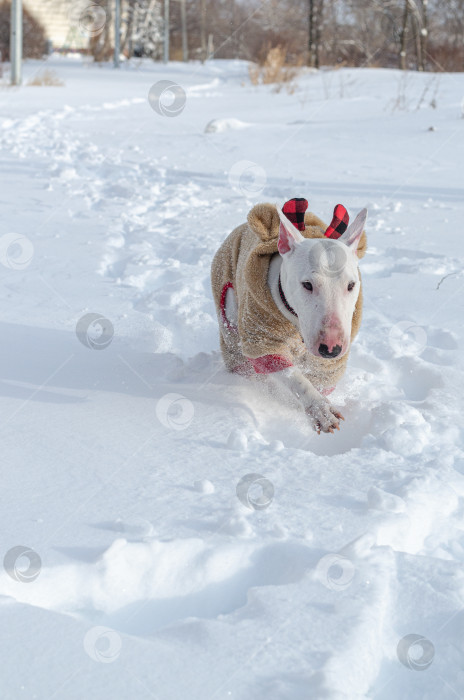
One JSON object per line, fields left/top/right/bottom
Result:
{"left": 281, "top": 199, "right": 349, "bottom": 239}
{"left": 325, "top": 204, "right": 349, "bottom": 239}
{"left": 282, "top": 198, "right": 308, "bottom": 231}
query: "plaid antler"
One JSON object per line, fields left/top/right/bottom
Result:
{"left": 325, "top": 204, "right": 349, "bottom": 239}
{"left": 282, "top": 198, "right": 308, "bottom": 231}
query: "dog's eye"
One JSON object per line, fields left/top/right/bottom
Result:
{"left": 347, "top": 281, "right": 356, "bottom": 292}
{"left": 302, "top": 281, "right": 313, "bottom": 292}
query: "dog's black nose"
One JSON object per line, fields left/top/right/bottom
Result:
{"left": 318, "top": 344, "right": 342, "bottom": 358}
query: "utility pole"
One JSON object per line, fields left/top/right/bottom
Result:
{"left": 164, "top": 0, "right": 169, "bottom": 63}
{"left": 10, "top": 0, "right": 22, "bottom": 85}
{"left": 180, "top": 0, "right": 188, "bottom": 62}
{"left": 114, "top": 0, "right": 120, "bottom": 68}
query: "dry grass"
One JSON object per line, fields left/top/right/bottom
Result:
{"left": 27, "top": 69, "right": 64, "bottom": 87}
{"left": 249, "top": 45, "right": 301, "bottom": 93}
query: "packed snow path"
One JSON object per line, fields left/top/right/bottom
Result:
{"left": 0, "top": 57, "right": 463, "bottom": 699}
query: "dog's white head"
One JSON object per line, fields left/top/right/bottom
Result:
{"left": 277, "top": 206, "right": 367, "bottom": 360}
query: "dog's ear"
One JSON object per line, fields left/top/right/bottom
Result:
{"left": 339, "top": 208, "right": 367, "bottom": 255}
{"left": 247, "top": 203, "right": 280, "bottom": 241}
{"left": 276, "top": 204, "right": 305, "bottom": 255}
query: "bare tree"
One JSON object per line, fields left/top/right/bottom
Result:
{"left": 399, "top": 0, "right": 410, "bottom": 69}
{"left": 113, "top": 0, "right": 463, "bottom": 73}
{"left": 200, "top": 0, "right": 206, "bottom": 62}
{"left": 308, "top": 0, "right": 316, "bottom": 66}
{"left": 419, "top": 0, "right": 428, "bottom": 69}
{"left": 89, "top": 0, "right": 113, "bottom": 61}
{"left": 307, "top": 0, "right": 324, "bottom": 67}
{"left": 180, "top": 0, "right": 188, "bottom": 61}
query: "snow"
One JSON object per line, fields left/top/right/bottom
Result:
{"left": 0, "top": 55, "right": 464, "bottom": 699}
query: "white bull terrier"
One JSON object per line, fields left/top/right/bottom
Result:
{"left": 211, "top": 198, "right": 368, "bottom": 433}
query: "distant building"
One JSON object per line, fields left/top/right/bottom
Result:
{"left": 23, "top": 1, "right": 164, "bottom": 57}
{"left": 24, "top": 0, "right": 87, "bottom": 51}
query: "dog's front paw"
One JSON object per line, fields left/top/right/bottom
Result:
{"left": 304, "top": 400, "right": 344, "bottom": 434}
